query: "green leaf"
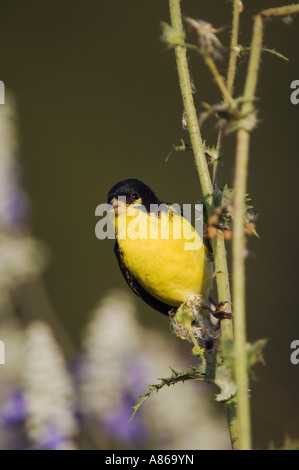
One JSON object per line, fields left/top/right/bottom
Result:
{"left": 165, "top": 139, "right": 192, "bottom": 162}
{"left": 130, "top": 365, "right": 207, "bottom": 421}
{"left": 213, "top": 361, "right": 237, "bottom": 403}
{"left": 247, "top": 338, "right": 268, "bottom": 379}
{"left": 238, "top": 45, "right": 289, "bottom": 62}
{"left": 261, "top": 47, "right": 289, "bottom": 61}
{"left": 130, "top": 357, "right": 238, "bottom": 420}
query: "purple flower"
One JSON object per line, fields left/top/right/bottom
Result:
{"left": 2, "top": 186, "right": 29, "bottom": 230}
{"left": 37, "top": 424, "right": 74, "bottom": 450}
{"left": 0, "top": 390, "right": 26, "bottom": 426}
{"left": 101, "top": 394, "right": 147, "bottom": 447}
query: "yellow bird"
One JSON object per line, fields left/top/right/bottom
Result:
{"left": 107, "top": 179, "right": 229, "bottom": 349}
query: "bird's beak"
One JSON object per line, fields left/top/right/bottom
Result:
{"left": 109, "top": 197, "right": 126, "bottom": 215}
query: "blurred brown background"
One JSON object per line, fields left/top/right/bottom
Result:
{"left": 0, "top": 0, "right": 298, "bottom": 449}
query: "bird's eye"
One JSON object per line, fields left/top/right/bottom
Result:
{"left": 132, "top": 192, "right": 139, "bottom": 200}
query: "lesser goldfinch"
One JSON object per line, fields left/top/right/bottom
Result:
{"left": 107, "top": 178, "right": 228, "bottom": 349}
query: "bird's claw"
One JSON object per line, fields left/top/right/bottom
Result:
{"left": 211, "top": 301, "right": 233, "bottom": 320}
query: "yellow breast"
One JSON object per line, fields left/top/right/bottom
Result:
{"left": 115, "top": 205, "right": 213, "bottom": 307}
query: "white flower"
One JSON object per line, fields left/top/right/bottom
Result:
{"left": 79, "top": 289, "right": 141, "bottom": 417}
{"left": 21, "top": 320, "right": 77, "bottom": 448}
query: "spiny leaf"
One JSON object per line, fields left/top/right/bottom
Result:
{"left": 261, "top": 47, "right": 288, "bottom": 61}
{"left": 238, "top": 45, "right": 288, "bottom": 61}
{"left": 220, "top": 337, "right": 268, "bottom": 381}
{"left": 130, "top": 357, "right": 238, "bottom": 420}
{"left": 130, "top": 365, "right": 207, "bottom": 421}
{"left": 165, "top": 139, "right": 192, "bottom": 162}
{"left": 204, "top": 144, "right": 220, "bottom": 166}
{"left": 213, "top": 362, "right": 237, "bottom": 403}
{"left": 212, "top": 184, "right": 259, "bottom": 237}
{"left": 247, "top": 338, "right": 268, "bottom": 379}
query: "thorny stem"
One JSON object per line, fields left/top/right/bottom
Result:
{"left": 212, "top": 1, "right": 241, "bottom": 446}
{"left": 168, "top": 0, "right": 238, "bottom": 450}
{"left": 233, "top": 128, "right": 251, "bottom": 450}
{"left": 203, "top": 54, "right": 235, "bottom": 108}
{"left": 241, "top": 15, "right": 263, "bottom": 116}
{"left": 177, "top": 41, "right": 235, "bottom": 109}
{"left": 212, "top": 128, "right": 224, "bottom": 188}
{"left": 233, "top": 17, "right": 263, "bottom": 450}
{"left": 168, "top": 7, "right": 214, "bottom": 214}
{"left": 261, "top": 4, "right": 299, "bottom": 18}
{"left": 233, "top": 3, "right": 299, "bottom": 450}
{"left": 213, "top": 0, "right": 241, "bottom": 187}
{"left": 168, "top": 0, "right": 299, "bottom": 452}
{"left": 227, "top": 0, "right": 241, "bottom": 96}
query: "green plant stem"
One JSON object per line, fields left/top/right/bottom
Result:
{"left": 177, "top": 41, "right": 235, "bottom": 110}
{"left": 232, "top": 7, "right": 263, "bottom": 452}
{"left": 203, "top": 54, "right": 235, "bottom": 108}
{"left": 227, "top": 0, "right": 241, "bottom": 96}
{"left": 213, "top": 0, "right": 241, "bottom": 187}
{"left": 168, "top": 1, "right": 213, "bottom": 214}
{"left": 213, "top": 238, "right": 233, "bottom": 343}
{"left": 242, "top": 15, "right": 263, "bottom": 116}
{"left": 233, "top": 2, "right": 299, "bottom": 451}
{"left": 180, "top": 42, "right": 235, "bottom": 109}
{"left": 233, "top": 128, "right": 251, "bottom": 450}
{"left": 214, "top": 0, "right": 240, "bottom": 354}
{"left": 261, "top": 4, "right": 299, "bottom": 17}
{"left": 213, "top": 236, "right": 239, "bottom": 448}
{"left": 168, "top": 0, "right": 238, "bottom": 450}
{"left": 232, "top": 11, "right": 264, "bottom": 453}
{"left": 212, "top": 129, "right": 223, "bottom": 187}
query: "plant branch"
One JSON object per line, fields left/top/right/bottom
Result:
{"left": 176, "top": 38, "right": 236, "bottom": 109}
{"left": 232, "top": 128, "right": 251, "bottom": 450}
{"left": 232, "top": 9, "right": 263, "bottom": 453}
{"left": 203, "top": 54, "right": 235, "bottom": 108}
{"left": 227, "top": 0, "right": 241, "bottom": 96}
{"left": 168, "top": 0, "right": 238, "bottom": 450}
{"left": 168, "top": 1, "right": 214, "bottom": 214}
{"left": 261, "top": 4, "right": 299, "bottom": 17}
{"left": 214, "top": 0, "right": 241, "bottom": 351}
{"left": 232, "top": 3, "right": 299, "bottom": 450}
{"left": 213, "top": 0, "right": 241, "bottom": 187}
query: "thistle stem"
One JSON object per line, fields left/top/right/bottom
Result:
{"left": 227, "top": 0, "right": 241, "bottom": 97}
{"left": 168, "top": 0, "right": 238, "bottom": 450}
{"left": 232, "top": 11, "right": 263, "bottom": 453}
{"left": 213, "top": 0, "right": 241, "bottom": 187}
{"left": 232, "top": 128, "right": 251, "bottom": 450}
{"left": 261, "top": 4, "right": 299, "bottom": 17}
{"left": 168, "top": 0, "right": 214, "bottom": 215}
{"left": 232, "top": 2, "right": 299, "bottom": 451}
{"left": 203, "top": 54, "right": 235, "bottom": 108}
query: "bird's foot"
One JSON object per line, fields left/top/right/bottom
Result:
{"left": 211, "top": 301, "right": 233, "bottom": 320}
{"left": 197, "top": 299, "right": 232, "bottom": 320}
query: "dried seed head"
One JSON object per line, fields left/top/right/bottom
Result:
{"left": 185, "top": 18, "right": 224, "bottom": 57}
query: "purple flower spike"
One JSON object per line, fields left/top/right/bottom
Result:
{"left": 0, "top": 390, "right": 27, "bottom": 426}
{"left": 1, "top": 187, "right": 29, "bottom": 230}
{"left": 102, "top": 395, "right": 147, "bottom": 447}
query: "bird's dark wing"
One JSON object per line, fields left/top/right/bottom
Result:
{"left": 114, "top": 240, "right": 175, "bottom": 316}
{"left": 204, "top": 236, "right": 214, "bottom": 262}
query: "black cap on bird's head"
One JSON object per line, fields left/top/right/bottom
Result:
{"left": 107, "top": 179, "right": 160, "bottom": 211}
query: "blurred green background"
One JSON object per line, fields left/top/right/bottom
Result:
{"left": 0, "top": 0, "right": 298, "bottom": 449}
